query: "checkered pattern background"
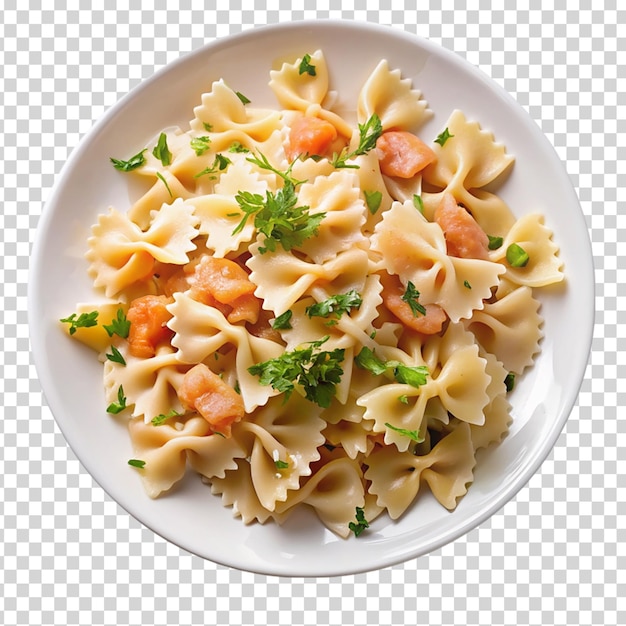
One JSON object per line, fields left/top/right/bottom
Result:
{"left": 1, "top": 1, "right": 622, "bottom": 624}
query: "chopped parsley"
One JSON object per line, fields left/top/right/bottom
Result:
{"left": 413, "top": 194, "right": 425, "bottom": 214}
{"left": 128, "top": 459, "right": 146, "bottom": 469}
{"left": 60, "top": 310, "right": 98, "bottom": 335}
{"left": 152, "top": 132, "right": 172, "bottom": 166}
{"left": 463, "top": 280, "right": 472, "bottom": 289}
{"left": 194, "top": 154, "right": 232, "bottom": 179}
{"left": 331, "top": 113, "right": 383, "bottom": 169}
{"left": 348, "top": 506, "right": 369, "bottom": 537}
{"left": 105, "top": 345, "right": 126, "bottom": 366}
{"left": 401, "top": 281, "right": 427, "bottom": 316}
{"left": 248, "top": 336, "right": 345, "bottom": 408}
{"left": 298, "top": 53, "right": 316, "bottom": 76}
{"left": 305, "top": 290, "right": 362, "bottom": 320}
{"left": 384, "top": 422, "right": 424, "bottom": 443}
{"left": 236, "top": 91, "right": 251, "bottom": 105}
{"left": 103, "top": 308, "right": 130, "bottom": 339}
{"left": 151, "top": 409, "right": 182, "bottom": 426}
{"left": 190, "top": 135, "right": 212, "bottom": 156}
{"left": 232, "top": 181, "right": 325, "bottom": 254}
{"left": 487, "top": 234, "right": 504, "bottom": 250}
{"left": 228, "top": 141, "right": 249, "bottom": 153}
{"left": 355, "top": 346, "right": 429, "bottom": 389}
{"left": 246, "top": 151, "right": 306, "bottom": 187}
{"left": 364, "top": 189, "right": 383, "bottom": 215}
{"left": 434, "top": 127, "right": 454, "bottom": 147}
{"left": 106, "top": 385, "right": 127, "bottom": 415}
{"left": 156, "top": 171, "right": 173, "bottom": 198}
{"left": 274, "top": 459, "right": 289, "bottom": 469}
{"left": 203, "top": 122, "right": 213, "bottom": 132}
{"left": 506, "top": 243, "right": 530, "bottom": 267}
{"left": 110, "top": 149, "right": 147, "bottom": 172}
{"left": 271, "top": 310, "right": 293, "bottom": 330}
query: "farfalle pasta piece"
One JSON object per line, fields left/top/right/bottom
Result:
{"left": 233, "top": 394, "right": 326, "bottom": 511}
{"left": 357, "top": 59, "right": 431, "bottom": 131}
{"left": 365, "top": 421, "right": 476, "bottom": 518}
{"left": 103, "top": 344, "right": 185, "bottom": 422}
{"left": 190, "top": 79, "right": 281, "bottom": 142}
{"left": 274, "top": 456, "right": 366, "bottom": 537}
{"left": 87, "top": 199, "right": 199, "bottom": 298}
{"left": 247, "top": 246, "right": 370, "bottom": 316}
{"left": 167, "top": 292, "right": 284, "bottom": 412}
{"left": 322, "top": 419, "right": 374, "bottom": 460}
{"left": 464, "top": 285, "right": 543, "bottom": 375}
{"left": 128, "top": 415, "right": 247, "bottom": 498}
{"left": 491, "top": 213, "right": 564, "bottom": 287}
{"left": 371, "top": 200, "right": 505, "bottom": 322}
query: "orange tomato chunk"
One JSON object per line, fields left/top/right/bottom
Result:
{"left": 189, "top": 256, "right": 260, "bottom": 324}
{"left": 434, "top": 193, "right": 489, "bottom": 260}
{"left": 380, "top": 273, "right": 447, "bottom": 335}
{"left": 287, "top": 115, "right": 338, "bottom": 161}
{"left": 126, "top": 294, "right": 174, "bottom": 358}
{"left": 376, "top": 130, "right": 437, "bottom": 178}
{"left": 177, "top": 363, "right": 245, "bottom": 437}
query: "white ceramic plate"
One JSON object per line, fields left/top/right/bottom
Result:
{"left": 29, "top": 20, "right": 594, "bottom": 577}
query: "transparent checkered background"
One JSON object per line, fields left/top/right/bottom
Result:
{"left": 1, "top": 1, "right": 622, "bottom": 625}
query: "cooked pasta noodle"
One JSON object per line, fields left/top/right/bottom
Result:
{"left": 62, "top": 50, "right": 564, "bottom": 537}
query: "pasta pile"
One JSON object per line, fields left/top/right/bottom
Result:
{"left": 63, "top": 50, "right": 564, "bottom": 537}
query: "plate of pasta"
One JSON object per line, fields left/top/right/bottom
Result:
{"left": 29, "top": 20, "right": 593, "bottom": 576}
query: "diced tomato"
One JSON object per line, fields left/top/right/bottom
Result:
{"left": 177, "top": 363, "right": 245, "bottom": 436}
{"left": 376, "top": 130, "right": 437, "bottom": 178}
{"left": 380, "top": 272, "right": 447, "bottom": 335}
{"left": 434, "top": 193, "right": 489, "bottom": 260}
{"left": 126, "top": 294, "right": 174, "bottom": 358}
{"left": 287, "top": 115, "right": 338, "bottom": 161}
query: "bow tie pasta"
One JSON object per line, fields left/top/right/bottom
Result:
{"left": 60, "top": 50, "right": 564, "bottom": 537}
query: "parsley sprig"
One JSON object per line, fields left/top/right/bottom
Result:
{"left": 384, "top": 421, "right": 424, "bottom": 443}
{"left": 194, "top": 154, "right": 232, "bottom": 179}
{"left": 110, "top": 149, "right": 146, "bottom": 172}
{"left": 305, "top": 290, "right": 362, "bottom": 320}
{"left": 103, "top": 308, "right": 130, "bottom": 339}
{"left": 348, "top": 506, "right": 369, "bottom": 537}
{"left": 298, "top": 53, "right": 317, "bottom": 76}
{"left": 248, "top": 336, "right": 345, "bottom": 408}
{"left": 232, "top": 181, "right": 325, "bottom": 254}
{"left": 152, "top": 133, "right": 172, "bottom": 166}
{"left": 60, "top": 310, "right": 98, "bottom": 335}
{"left": 355, "top": 346, "right": 429, "bottom": 388}
{"left": 331, "top": 113, "right": 383, "bottom": 169}
{"left": 401, "top": 281, "right": 427, "bottom": 317}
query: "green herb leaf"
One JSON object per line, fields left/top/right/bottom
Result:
{"left": 203, "top": 122, "right": 213, "bottom": 132}
{"left": 248, "top": 336, "right": 345, "bottom": 408}
{"left": 228, "top": 141, "right": 249, "bottom": 153}
{"left": 506, "top": 243, "right": 530, "bottom": 267}
{"left": 107, "top": 385, "right": 127, "bottom": 414}
{"left": 110, "top": 149, "right": 147, "bottom": 172}
{"left": 463, "top": 280, "right": 472, "bottom": 289}
{"left": 128, "top": 459, "right": 146, "bottom": 469}
{"left": 236, "top": 91, "right": 251, "bottom": 105}
{"left": 355, "top": 346, "right": 389, "bottom": 376}
{"left": 305, "top": 290, "right": 362, "bottom": 320}
{"left": 401, "top": 280, "right": 427, "bottom": 316}
{"left": 152, "top": 132, "right": 172, "bottom": 166}
{"left": 60, "top": 310, "right": 98, "bottom": 335}
{"left": 298, "top": 53, "right": 317, "bottom": 76}
{"left": 274, "top": 459, "right": 289, "bottom": 469}
{"left": 391, "top": 363, "right": 429, "bottom": 388}
{"left": 151, "top": 409, "right": 181, "bottom": 426}
{"left": 348, "top": 506, "right": 369, "bottom": 537}
{"left": 331, "top": 113, "right": 383, "bottom": 169}
{"left": 487, "top": 234, "right": 504, "bottom": 250}
{"left": 190, "top": 135, "right": 212, "bottom": 156}
{"left": 413, "top": 194, "right": 425, "bottom": 214}
{"left": 156, "top": 171, "right": 173, "bottom": 198}
{"left": 271, "top": 310, "right": 293, "bottom": 330}
{"left": 103, "top": 308, "right": 130, "bottom": 339}
{"left": 384, "top": 421, "right": 424, "bottom": 443}
{"left": 434, "top": 127, "right": 454, "bottom": 147}
{"left": 105, "top": 344, "right": 126, "bottom": 366}
{"left": 246, "top": 151, "right": 306, "bottom": 187}
{"left": 364, "top": 189, "right": 383, "bottom": 215}
{"left": 233, "top": 180, "right": 325, "bottom": 254}
{"left": 194, "top": 153, "right": 232, "bottom": 179}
